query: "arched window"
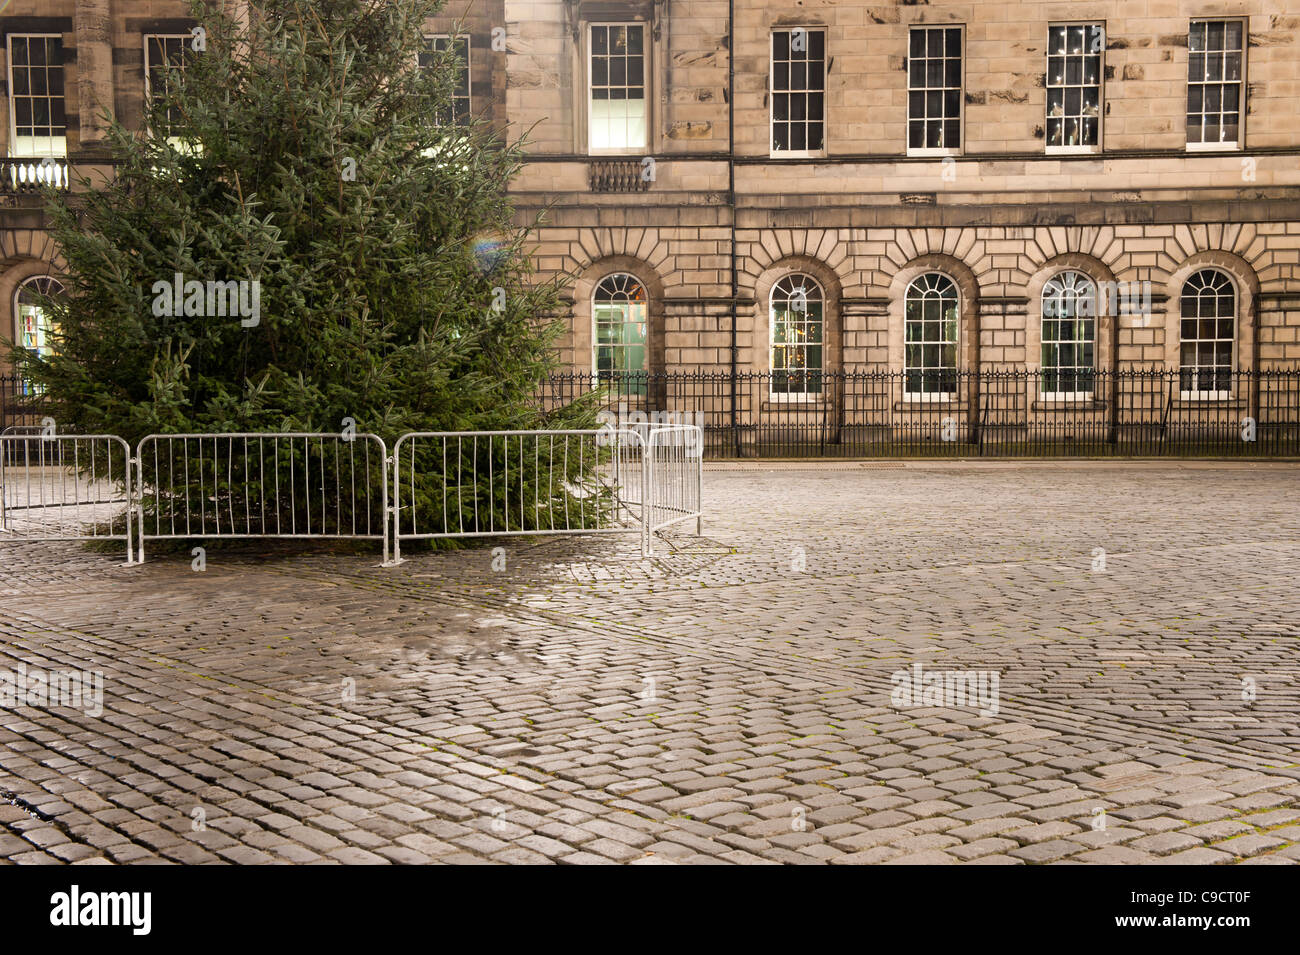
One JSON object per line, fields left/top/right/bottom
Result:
{"left": 14, "top": 275, "right": 64, "bottom": 359}
{"left": 904, "top": 273, "right": 958, "bottom": 396}
{"left": 1179, "top": 269, "right": 1235, "bottom": 397}
{"left": 1041, "top": 270, "right": 1097, "bottom": 397}
{"left": 769, "top": 273, "right": 823, "bottom": 396}
{"left": 593, "top": 273, "right": 648, "bottom": 385}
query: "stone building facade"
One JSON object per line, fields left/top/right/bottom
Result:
{"left": 507, "top": 0, "right": 1300, "bottom": 391}
{"left": 2, "top": 1, "right": 1299, "bottom": 432}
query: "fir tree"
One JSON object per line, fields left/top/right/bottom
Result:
{"left": 13, "top": 0, "right": 605, "bottom": 540}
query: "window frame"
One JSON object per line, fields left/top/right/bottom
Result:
{"left": 1039, "top": 270, "right": 1098, "bottom": 400}
{"left": 1178, "top": 268, "right": 1237, "bottom": 400}
{"left": 1185, "top": 17, "right": 1246, "bottom": 152}
{"left": 422, "top": 33, "right": 472, "bottom": 127}
{"left": 13, "top": 274, "right": 64, "bottom": 360}
{"left": 586, "top": 21, "right": 650, "bottom": 156}
{"left": 143, "top": 33, "right": 193, "bottom": 145}
{"left": 768, "top": 273, "right": 826, "bottom": 401}
{"left": 1045, "top": 22, "right": 1105, "bottom": 156}
{"left": 7, "top": 33, "right": 67, "bottom": 159}
{"left": 903, "top": 272, "right": 961, "bottom": 400}
{"left": 769, "top": 27, "right": 827, "bottom": 159}
{"left": 906, "top": 25, "right": 964, "bottom": 158}
{"left": 592, "top": 272, "right": 649, "bottom": 383}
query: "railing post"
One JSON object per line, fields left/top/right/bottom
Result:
{"left": 642, "top": 429, "right": 653, "bottom": 558}
{"left": 380, "top": 445, "right": 392, "bottom": 566}
{"left": 389, "top": 447, "right": 403, "bottom": 566}
{"left": 134, "top": 446, "right": 147, "bottom": 564}
{"left": 695, "top": 425, "right": 703, "bottom": 536}
{"left": 0, "top": 438, "right": 7, "bottom": 533}
{"left": 125, "top": 450, "right": 136, "bottom": 566}
{"left": 1107, "top": 368, "right": 1119, "bottom": 446}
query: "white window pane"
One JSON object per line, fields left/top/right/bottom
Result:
{"left": 589, "top": 24, "right": 646, "bottom": 151}
{"left": 590, "top": 97, "right": 646, "bottom": 149}
{"left": 11, "top": 134, "right": 66, "bottom": 157}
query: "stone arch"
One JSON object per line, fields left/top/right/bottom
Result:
{"left": 0, "top": 258, "right": 63, "bottom": 376}
{"left": 740, "top": 229, "right": 851, "bottom": 292}
{"left": 887, "top": 253, "right": 980, "bottom": 376}
{"left": 1162, "top": 251, "right": 1259, "bottom": 372}
{"left": 1024, "top": 252, "right": 1119, "bottom": 374}
{"left": 749, "top": 255, "right": 843, "bottom": 379}
{"left": 570, "top": 255, "right": 666, "bottom": 376}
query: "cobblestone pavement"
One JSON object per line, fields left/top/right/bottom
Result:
{"left": 2, "top": 460, "right": 1300, "bottom": 864}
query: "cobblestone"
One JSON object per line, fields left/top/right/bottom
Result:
{"left": 2, "top": 462, "right": 1299, "bottom": 864}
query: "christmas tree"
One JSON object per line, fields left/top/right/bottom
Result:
{"left": 14, "top": 0, "right": 606, "bottom": 542}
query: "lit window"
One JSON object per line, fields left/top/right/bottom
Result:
{"left": 14, "top": 275, "right": 64, "bottom": 360}
{"left": 593, "top": 273, "right": 648, "bottom": 388}
{"left": 422, "top": 35, "right": 471, "bottom": 126}
{"left": 1046, "top": 24, "right": 1103, "bottom": 151}
{"left": 1187, "top": 19, "right": 1244, "bottom": 148}
{"left": 1041, "top": 271, "right": 1096, "bottom": 397}
{"left": 588, "top": 24, "right": 646, "bottom": 151}
{"left": 905, "top": 273, "right": 959, "bottom": 396}
{"left": 1179, "top": 269, "right": 1235, "bottom": 397}
{"left": 907, "top": 26, "right": 962, "bottom": 153}
{"left": 770, "top": 274, "right": 823, "bottom": 397}
{"left": 771, "top": 28, "right": 825, "bottom": 155}
{"left": 7, "top": 35, "right": 66, "bottom": 157}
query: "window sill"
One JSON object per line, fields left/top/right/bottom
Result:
{"left": 899, "top": 392, "right": 957, "bottom": 402}
{"left": 907, "top": 147, "right": 961, "bottom": 158}
{"left": 764, "top": 394, "right": 829, "bottom": 406}
{"left": 1030, "top": 397, "right": 1108, "bottom": 412}
{"left": 1174, "top": 394, "right": 1245, "bottom": 407}
{"left": 1186, "top": 142, "right": 1241, "bottom": 153}
{"left": 1045, "top": 145, "right": 1101, "bottom": 156}
{"left": 893, "top": 398, "right": 965, "bottom": 411}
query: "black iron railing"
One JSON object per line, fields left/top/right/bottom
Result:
{"left": 538, "top": 370, "right": 1300, "bottom": 458}
{"left": 9, "top": 370, "right": 1298, "bottom": 457}
{"left": 0, "top": 374, "right": 48, "bottom": 431}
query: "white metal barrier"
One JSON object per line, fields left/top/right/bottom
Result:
{"left": 0, "top": 434, "right": 134, "bottom": 562}
{"left": 644, "top": 424, "right": 704, "bottom": 545}
{"left": 134, "top": 433, "right": 390, "bottom": 563}
{"left": 391, "top": 429, "right": 650, "bottom": 561}
{"left": 0, "top": 427, "right": 703, "bottom": 564}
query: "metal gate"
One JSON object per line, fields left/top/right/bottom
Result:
{"left": 134, "top": 433, "right": 391, "bottom": 562}
{"left": 643, "top": 424, "right": 704, "bottom": 542}
{"left": 2, "top": 427, "right": 703, "bottom": 564}
{"left": 0, "top": 433, "right": 134, "bottom": 562}
{"left": 390, "top": 429, "right": 650, "bottom": 561}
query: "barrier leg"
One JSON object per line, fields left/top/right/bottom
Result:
{"left": 642, "top": 437, "right": 653, "bottom": 558}
{"left": 125, "top": 454, "right": 136, "bottom": 565}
